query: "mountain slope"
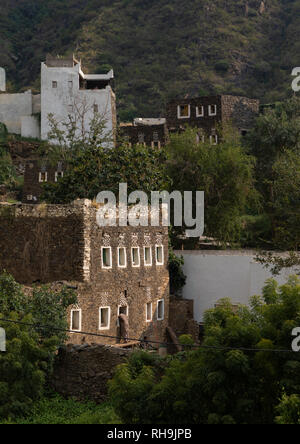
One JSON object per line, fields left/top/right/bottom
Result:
{"left": 0, "top": 0, "right": 299, "bottom": 119}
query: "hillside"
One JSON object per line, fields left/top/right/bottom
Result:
{"left": 0, "top": 0, "right": 299, "bottom": 120}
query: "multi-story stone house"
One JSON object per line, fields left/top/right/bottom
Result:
{"left": 120, "top": 118, "right": 168, "bottom": 148}
{"left": 166, "top": 95, "right": 260, "bottom": 144}
{"left": 0, "top": 200, "right": 170, "bottom": 346}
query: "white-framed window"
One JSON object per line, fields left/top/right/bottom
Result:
{"left": 55, "top": 171, "right": 64, "bottom": 182}
{"left": 144, "top": 246, "right": 152, "bottom": 267}
{"left": 27, "top": 195, "right": 33, "bottom": 201}
{"left": 70, "top": 309, "right": 82, "bottom": 332}
{"left": 151, "top": 141, "right": 161, "bottom": 149}
{"left": 146, "top": 302, "right": 153, "bottom": 322}
{"left": 196, "top": 105, "right": 204, "bottom": 117}
{"left": 131, "top": 247, "right": 140, "bottom": 267}
{"left": 177, "top": 104, "right": 190, "bottom": 119}
{"left": 157, "top": 299, "right": 165, "bottom": 321}
{"left": 208, "top": 104, "right": 217, "bottom": 116}
{"left": 52, "top": 81, "right": 57, "bottom": 88}
{"left": 118, "top": 247, "right": 127, "bottom": 268}
{"left": 102, "top": 246, "right": 112, "bottom": 269}
{"left": 196, "top": 133, "right": 205, "bottom": 144}
{"left": 39, "top": 172, "right": 48, "bottom": 183}
{"left": 210, "top": 134, "right": 218, "bottom": 145}
{"left": 99, "top": 306, "right": 111, "bottom": 330}
{"left": 155, "top": 245, "right": 164, "bottom": 266}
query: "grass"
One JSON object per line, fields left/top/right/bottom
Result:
{"left": 0, "top": 394, "right": 122, "bottom": 424}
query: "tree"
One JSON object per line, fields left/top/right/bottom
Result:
{"left": 109, "top": 276, "right": 300, "bottom": 424}
{"left": 166, "top": 126, "right": 258, "bottom": 244}
{"left": 0, "top": 272, "right": 77, "bottom": 345}
{"left": 42, "top": 143, "right": 170, "bottom": 204}
{"left": 0, "top": 312, "right": 58, "bottom": 419}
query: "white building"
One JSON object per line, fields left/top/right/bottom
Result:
{"left": 41, "top": 55, "right": 116, "bottom": 146}
{"left": 176, "top": 250, "right": 297, "bottom": 323}
{"left": 0, "top": 55, "right": 116, "bottom": 146}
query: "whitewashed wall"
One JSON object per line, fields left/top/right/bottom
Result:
{"left": 175, "top": 250, "right": 296, "bottom": 322}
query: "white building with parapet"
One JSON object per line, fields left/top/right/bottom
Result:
{"left": 0, "top": 55, "right": 116, "bottom": 145}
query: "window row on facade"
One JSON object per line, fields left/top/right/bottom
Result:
{"left": 101, "top": 245, "right": 164, "bottom": 269}
{"left": 177, "top": 104, "right": 218, "bottom": 119}
{"left": 70, "top": 299, "right": 165, "bottom": 332}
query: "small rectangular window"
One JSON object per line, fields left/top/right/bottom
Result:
{"left": 102, "top": 247, "right": 112, "bottom": 269}
{"left": 55, "top": 171, "right": 64, "bottom": 182}
{"left": 39, "top": 172, "right": 48, "bottom": 183}
{"left": 144, "top": 247, "right": 152, "bottom": 267}
{"left": 71, "top": 309, "right": 81, "bottom": 331}
{"left": 155, "top": 246, "right": 164, "bottom": 265}
{"left": 196, "top": 106, "right": 204, "bottom": 117}
{"left": 118, "top": 247, "right": 127, "bottom": 268}
{"left": 208, "top": 104, "right": 217, "bottom": 116}
{"left": 157, "top": 300, "right": 165, "bottom": 321}
{"left": 177, "top": 104, "right": 190, "bottom": 119}
{"left": 52, "top": 81, "right": 57, "bottom": 88}
{"left": 68, "top": 81, "right": 73, "bottom": 89}
{"left": 210, "top": 135, "right": 218, "bottom": 145}
{"left": 68, "top": 104, "right": 73, "bottom": 113}
{"left": 146, "top": 302, "right": 153, "bottom": 322}
{"left": 93, "top": 104, "right": 99, "bottom": 113}
{"left": 99, "top": 307, "right": 111, "bottom": 330}
{"left": 131, "top": 247, "right": 140, "bottom": 267}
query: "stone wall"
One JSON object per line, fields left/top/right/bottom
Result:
{"left": 169, "top": 297, "right": 199, "bottom": 342}
{"left": 120, "top": 123, "right": 168, "bottom": 147}
{"left": 0, "top": 201, "right": 86, "bottom": 284}
{"left": 52, "top": 344, "right": 130, "bottom": 402}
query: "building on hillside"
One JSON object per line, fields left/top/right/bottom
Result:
{"left": 0, "top": 55, "right": 116, "bottom": 147}
{"left": 120, "top": 118, "right": 168, "bottom": 148}
{"left": 166, "top": 95, "right": 260, "bottom": 143}
{"left": 0, "top": 200, "right": 170, "bottom": 346}
{"left": 22, "top": 160, "right": 66, "bottom": 203}
{"left": 41, "top": 55, "right": 116, "bottom": 147}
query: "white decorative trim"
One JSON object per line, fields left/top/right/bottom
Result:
{"left": 70, "top": 309, "right": 82, "bottom": 332}
{"left": 208, "top": 104, "right": 217, "bottom": 116}
{"left": 101, "top": 246, "right": 112, "bottom": 269}
{"left": 39, "top": 172, "right": 48, "bottom": 183}
{"left": 146, "top": 302, "right": 153, "bottom": 322}
{"left": 55, "top": 171, "right": 64, "bottom": 182}
{"left": 157, "top": 299, "right": 165, "bottom": 321}
{"left": 118, "top": 247, "right": 127, "bottom": 268}
{"left": 99, "top": 306, "right": 111, "bottom": 330}
{"left": 131, "top": 247, "right": 141, "bottom": 268}
{"left": 210, "top": 134, "right": 218, "bottom": 145}
{"left": 196, "top": 105, "right": 204, "bottom": 117}
{"left": 177, "top": 104, "right": 191, "bottom": 119}
{"left": 155, "top": 245, "right": 164, "bottom": 266}
{"left": 144, "top": 246, "right": 153, "bottom": 267}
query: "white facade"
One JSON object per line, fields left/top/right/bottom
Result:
{"left": 0, "top": 57, "right": 116, "bottom": 145}
{"left": 41, "top": 59, "right": 115, "bottom": 147}
{"left": 0, "top": 86, "right": 40, "bottom": 138}
{"left": 175, "top": 250, "right": 296, "bottom": 323}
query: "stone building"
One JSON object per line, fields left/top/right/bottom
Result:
{"left": 0, "top": 55, "right": 116, "bottom": 146}
{"left": 120, "top": 118, "right": 168, "bottom": 148}
{"left": 0, "top": 200, "right": 170, "bottom": 346}
{"left": 166, "top": 95, "right": 260, "bottom": 143}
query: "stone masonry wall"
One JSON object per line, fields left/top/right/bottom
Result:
{"left": 0, "top": 201, "right": 86, "bottom": 284}
{"left": 52, "top": 344, "right": 131, "bottom": 402}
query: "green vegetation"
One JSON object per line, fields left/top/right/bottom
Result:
{"left": 0, "top": 0, "right": 299, "bottom": 118}
{"left": 0, "top": 395, "right": 120, "bottom": 425}
{"left": 0, "top": 272, "right": 77, "bottom": 419}
{"left": 109, "top": 276, "right": 300, "bottom": 424}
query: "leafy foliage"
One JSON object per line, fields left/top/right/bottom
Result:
{"left": 109, "top": 276, "right": 300, "bottom": 424}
